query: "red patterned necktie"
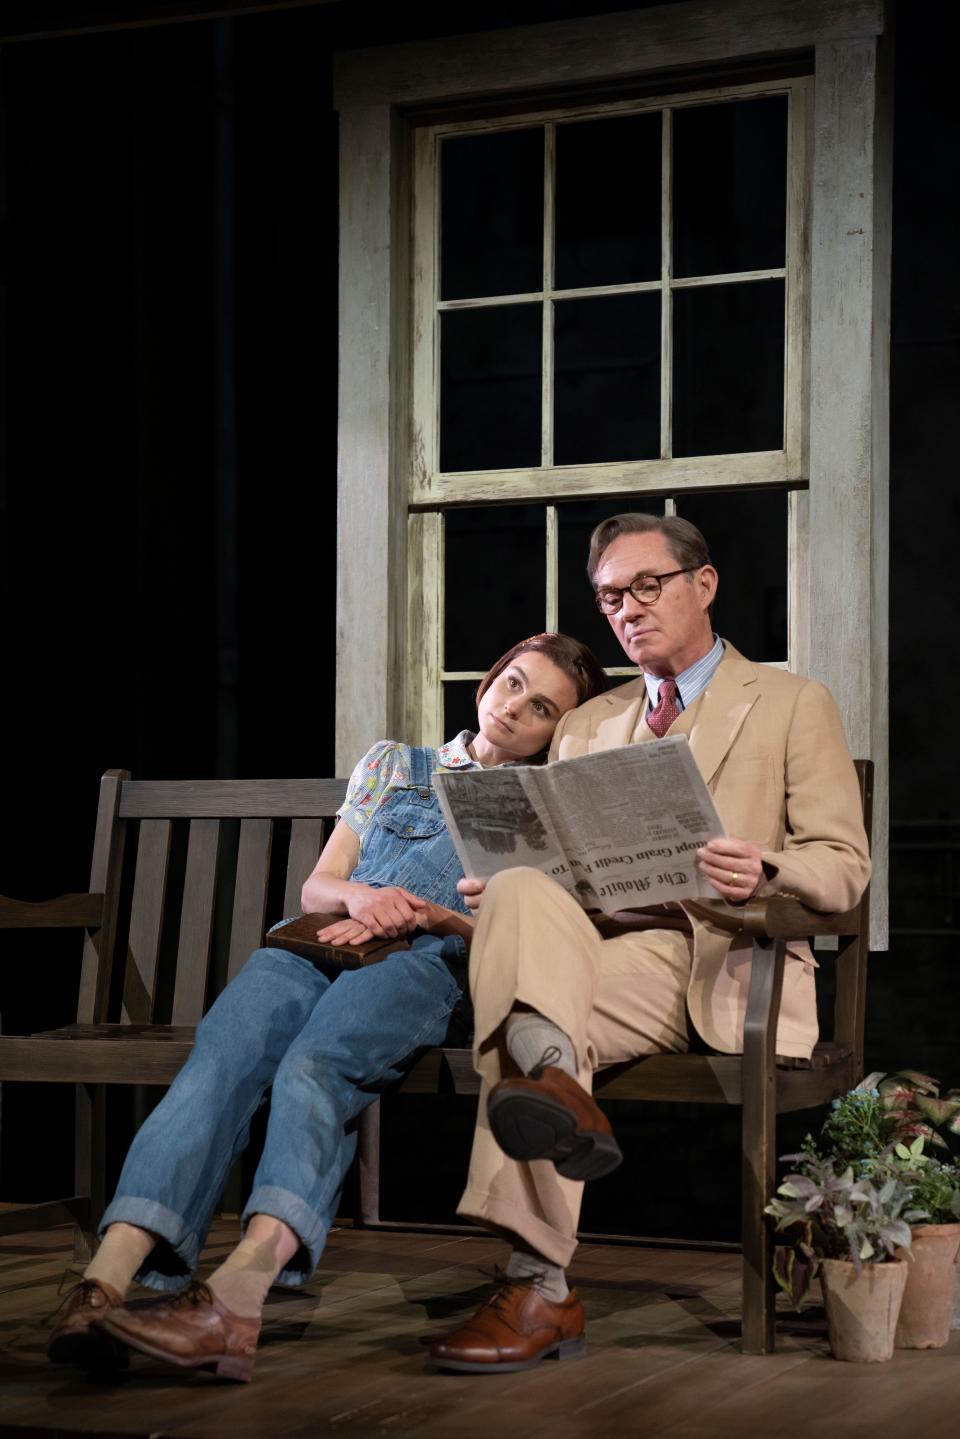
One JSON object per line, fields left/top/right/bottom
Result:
{"left": 646, "top": 678, "right": 679, "bottom": 738}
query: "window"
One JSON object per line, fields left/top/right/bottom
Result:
{"left": 408, "top": 78, "right": 810, "bottom": 741}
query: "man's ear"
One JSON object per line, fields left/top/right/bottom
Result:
{"left": 698, "top": 565, "right": 719, "bottom": 610}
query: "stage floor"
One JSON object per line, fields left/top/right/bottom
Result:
{"left": 1, "top": 1218, "right": 958, "bottom": 1438}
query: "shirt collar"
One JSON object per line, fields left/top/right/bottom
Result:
{"left": 437, "top": 730, "right": 483, "bottom": 770}
{"left": 643, "top": 634, "right": 725, "bottom": 712}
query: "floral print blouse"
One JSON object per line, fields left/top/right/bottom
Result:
{"left": 337, "top": 731, "right": 480, "bottom": 839}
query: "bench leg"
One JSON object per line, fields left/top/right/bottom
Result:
{"left": 73, "top": 1083, "right": 105, "bottom": 1263}
{"left": 356, "top": 1099, "right": 381, "bottom": 1227}
{"left": 740, "top": 938, "right": 784, "bottom": 1354}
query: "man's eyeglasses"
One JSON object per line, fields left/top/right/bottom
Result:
{"left": 594, "top": 567, "right": 699, "bottom": 615}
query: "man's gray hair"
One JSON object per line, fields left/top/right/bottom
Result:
{"left": 586, "top": 513, "right": 712, "bottom": 586}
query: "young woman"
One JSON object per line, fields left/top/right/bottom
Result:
{"left": 49, "top": 632, "right": 606, "bottom": 1382}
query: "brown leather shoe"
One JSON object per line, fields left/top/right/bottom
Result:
{"left": 95, "top": 1281, "right": 260, "bottom": 1382}
{"left": 487, "top": 1064, "right": 622, "bottom": 1180}
{"left": 430, "top": 1273, "right": 585, "bottom": 1373}
{"left": 47, "top": 1278, "right": 129, "bottom": 1370}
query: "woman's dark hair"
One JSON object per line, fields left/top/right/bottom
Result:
{"left": 476, "top": 632, "right": 608, "bottom": 710}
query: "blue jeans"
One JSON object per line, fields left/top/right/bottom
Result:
{"left": 99, "top": 934, "right": 469, "bottom": 1291}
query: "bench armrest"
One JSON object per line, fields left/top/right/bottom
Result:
{"left": 685, "top": 895, "right": 861, "bottom": 940}
{"left": 0, "top": 894, "right": 105, "bottom": 929}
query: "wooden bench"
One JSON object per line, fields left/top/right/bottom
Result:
{"left": 0, "top": 762, "right": 871, "bottom": 1356}
{"left": 0, "top": 770, "right": 346, "bottom": 1254}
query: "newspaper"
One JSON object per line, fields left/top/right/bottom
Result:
{"left": 433, "top": 735, "right": 726, "bottom": 916}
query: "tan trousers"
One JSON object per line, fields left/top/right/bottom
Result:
{"left": 457, "top": 866, "right": 693, "bottom": 1266}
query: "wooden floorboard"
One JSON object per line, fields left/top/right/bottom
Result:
{"left": 0, "top": 1220, "right": 957, "bottom": 1438}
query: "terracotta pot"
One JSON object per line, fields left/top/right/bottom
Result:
{"left": 820, "top": 1257, "right": 907, "bottom": 1362}
{"left": 952, "top": 1261, "right": 960, "bottom": 1330}
{"left": 895, "top": 1222, "right": 960, "bottom": 1350}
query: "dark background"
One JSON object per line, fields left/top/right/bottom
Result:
{"left": 1, "top": 1, "right": 957, "bottom": 1243}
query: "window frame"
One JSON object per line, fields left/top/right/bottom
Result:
{"left": 412, "top": 77, "right": 811, "bottom": 508}
{"left": 408, "top": 78, "right": 811, "bottom": 743}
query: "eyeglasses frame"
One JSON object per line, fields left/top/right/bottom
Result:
{"left": 593, "top": 566, "right": 701, "bottom": 615}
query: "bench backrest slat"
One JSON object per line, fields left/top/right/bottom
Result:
{"left": 283, "top": 818, "right": 326, "bottom": 918}
{"left": 227, "top": 817, "right": 274, "bottom": 983}
{"left": 123, "top": 819, "right": 172, "bottom": 1024}
{"left": 78, "top": 770, "right": 128, "bottom": 1025}
{"left": 833, "top": 758, "right": 873, "bottom": 1074}
{"left": 69, "top": 774, "right": 346, "bottom": 1029}
{"left": 172, "top": 819, "right": 222, "bottom": 1025}
{"left": 119, "top": 779, "right": 347, "bottom": 819}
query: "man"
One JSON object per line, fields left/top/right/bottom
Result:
{"left": 429, "top": 513, "right": 870, "bottom": 1374}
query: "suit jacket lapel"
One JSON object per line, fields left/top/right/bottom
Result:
{"left": 685, "top": 643, "right": 761, "bottom": 785}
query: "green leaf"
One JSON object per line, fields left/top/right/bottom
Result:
{"left": 914, "top": 1096, "right": 960, "bottom": 1126}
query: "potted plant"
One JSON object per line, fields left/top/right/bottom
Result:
{"left": 862, "top": 1070, "right": 960, "bottom": 1160}
{"left": 766, "top": 1151, "right": 922, "bottom": 1362}
{"left": 886, "top": 1135, "right": 960, "bottom": 1349}
{"left": 850, "top": 1072, "right": 960, "bottom": 1346}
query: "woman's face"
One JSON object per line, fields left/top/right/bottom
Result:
{"left": 476, "top": 650, "right": 580, "bottom": 760}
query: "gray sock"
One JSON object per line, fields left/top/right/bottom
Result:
{"left": 505, "top": 1010, "right": 577, "bottom": 1079}
{"left": 506, "top": 1246, "right": 570, "bottom": 1304}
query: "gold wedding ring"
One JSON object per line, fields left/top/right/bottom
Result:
{"left": 729, "top": 871, "right": 739, "bottom": 884}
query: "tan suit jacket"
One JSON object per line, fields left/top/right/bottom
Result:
{"left": 547, "top": 642, "right": 871, "bottom": 1058}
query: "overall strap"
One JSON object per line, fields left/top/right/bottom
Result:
{"left": 408, "top": 745, "right": 438, "bottom": 792}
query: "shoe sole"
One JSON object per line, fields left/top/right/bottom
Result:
{"left": 48, "top": 1328, "right": 130, "bottom": 1372}
{"left": 487, "top": 1089, "right": 622, "bottom": 1181}
{"left": 432, "top": 1335, "right": 586, "bottom": 1373}
{"left": 96, "top": 1322, "right": 253, "bottom": 1382}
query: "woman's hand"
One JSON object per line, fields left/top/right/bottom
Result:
{"left": 457, "top": 876, "right": 487, "bottom": 914}
{"left": 316, "top": 916, "right": 377, "bottom": 946}
{"left": 344, "top": 883, "right": 422, "bottom": 938}
{"left": 696, "top": 837, "right": 764, "bottom": 902}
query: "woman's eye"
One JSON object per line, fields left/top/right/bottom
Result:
{"left": 507, "top": 675, "right": 520, "bottom": 689}
{"left": 532, "top": 701, "right": 546, "bottom": 716}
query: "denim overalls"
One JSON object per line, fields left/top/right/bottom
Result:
{"left": 101, "top": 747, "right": 472, "bottom": 1290}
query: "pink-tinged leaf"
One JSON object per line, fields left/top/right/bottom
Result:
{"left": 878, "top": 1088, "right": 915, "bottom": 1111}
{"left": 895, "top": 1070, "right": 941, "bottom": 1094}
{"left": 772, "top": 1244, "right": 816, "bottom": 1310}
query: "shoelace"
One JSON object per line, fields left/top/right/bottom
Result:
{"left": 479, "top": 1265, "right": 538, "bottom": 1313}
{"left": 529, "top": 1044, "right": 562, "bottom": 1079}
{"left": 45, "top": 1277, "right": 109, "bottom": 1327}
{"left": 168, "top": 1280, "right": 214, "bottom": 1309}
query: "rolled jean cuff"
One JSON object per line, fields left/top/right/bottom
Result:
{"left": 98, "top": 1196, "right": 201, "bottom": 1294}
{"left": 241, "top": 1184, "right": 329, "bottom": 1286}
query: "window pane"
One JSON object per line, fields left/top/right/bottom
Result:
{"left": 440, "top": 128, "right": 544, "bottom": 301}
{"left": 554, "top": 293, "right": 660, "bottom": 465}
{"left": 673, "top": 489, "right": 787, "bottom": 661}
{"left": 557, "top": 496, "right": 665, "bottom": 668}
{"left": 673, "top": 95, "right": 788, "bottom": 278}
{"left": 554, "top": 112, "right": 661, "bottom": 289}
{"left": 444, "top": 504, "right": 545, "bottom": 672}
{"left": 440, "top": 306, "right": 542, "bottom": 472}
{"left": 443, "top": 681, "right": 480, "bottom": 743}
{"left": 673, "top": 280, "right": 784, "bottom": 456}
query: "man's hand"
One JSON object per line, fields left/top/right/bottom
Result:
{"left": 457, "top": 876, "right": 487, "bottom": 914}
{"left": 343, "top": 883, "right": 422, "bottom": 938}
{"left": 696, "top": 837, "right": 764, "bottom": 902}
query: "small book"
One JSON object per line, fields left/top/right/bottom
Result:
{"left": 265, "top": 913, "right": 410, "bottom": 969}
